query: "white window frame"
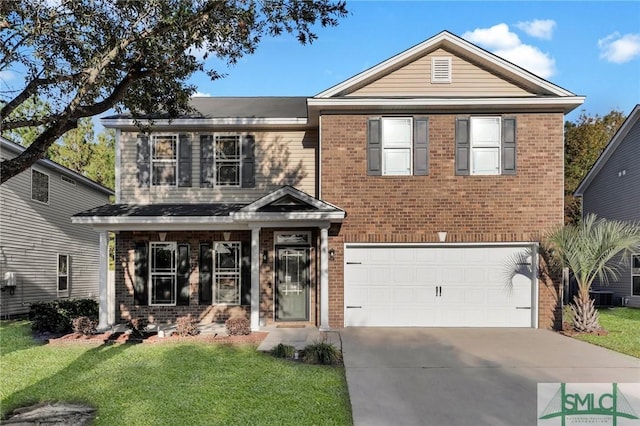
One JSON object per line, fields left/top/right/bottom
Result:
{"left": 632, "top": 254, "right": 640, "bottom": 297}
{"left": 149, "top": 242, "right": 177, "bottom": 306}
{"left": 57, "top": 254, "right": 69, "bottom": 295}
{"left": 470, "top": 117, "right": 501, "bottom": 176}
{"left": 214, "top": 135, "right": 242, "bottom": 187}
{"left": 150, "top": 134, "right": 179, "bottom": 187}
{"left": 381, "top": 117, "right": 412, "bottom": 176}
{"left": 31, "top": 169, "right": 50, "bottom": 204}
{"left": 213, "top": 241, "right": 241, "bottom": 305}
{"left": 431, "top": 56, "right": 452, "bottom": 83}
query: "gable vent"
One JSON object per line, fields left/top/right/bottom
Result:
{"left": 431, "top": 57, "right": 452, "bottom": 83}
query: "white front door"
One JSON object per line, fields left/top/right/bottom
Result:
{"left": 344, "top": 245, "right": 535, "bottom": 327}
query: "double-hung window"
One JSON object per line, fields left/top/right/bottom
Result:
{"left": 151, "top": 135, "right": 178, "bottom": 186}
{"left": 150, "top": 242, "right": 177, "bottom": 305}
{"left": 214, "top": 242, "right": 241, "bottom": 304}
{"left": 470, "top": 117, "right": 501, "bottom": 175}
{"left": 382, "top": 118, "right": 412, "bottom": 176}
{"left": 633, "top": 254, "right": 640, "bottom": 296}
{"left": 32, "top": 169, "right": 49, "bottom": 203}
{"left": 215, "top": 135, "right": 241, "bottom": 186}
{"left": 57, "top": 254, "right": 69, "bottom": 294}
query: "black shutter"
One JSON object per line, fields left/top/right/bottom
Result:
{"left": 200, "top": 135, "right": 214, "bottom": 188}
{"left": 199, "top": 243, "right": 212, "bottom": 305}
{"left": 241, "top": 135, "right": 255, "bottom": 188}
{"left": 413, "top": 117, "right": 429, "bottom": 176}
{"left": 178, "top": 135, "right": 191, "bottom": 187}
{"left": 455, "top": 118, "right": 470, "bottom": 176}
{"left": 177, "top": 243, "right": 190, "bottom": 306}
{"left": 367, "top": 118, "right": 382, "bottom": 175}
{"left": 502, "top": 117, "right": 517, "bottom": 175}
{"left": 133, "top": 242, "right": 148, "bottom": 305}
{"left": 240, "top": 241, "right": 251, "bottom": 306}
{"left": 136, "top": 135, "right": 150, "bottom": 187}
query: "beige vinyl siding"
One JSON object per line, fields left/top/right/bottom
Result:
{"left": 348, "top": 48, "right": 533, "bottom": 97}
{"left": 119, "top": 130, "right": 318, "bottom": 203}
{"left": 0, "top": 151, "right": 110, "bottom": 316}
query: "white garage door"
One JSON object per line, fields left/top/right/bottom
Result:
{"left": 344, "top": 245, "right": 536, "bottom": 327}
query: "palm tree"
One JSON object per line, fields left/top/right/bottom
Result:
{"left": 547, "top": 214, "right": 640, "bottom": 332}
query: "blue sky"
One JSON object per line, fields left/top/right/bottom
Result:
{"left": 191, "top": 1, "right": 640, "bottom": 122}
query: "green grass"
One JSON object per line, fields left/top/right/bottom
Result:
{"left": 573, "top": 307, "right": 640, "bottom": 358}
{"left": 0, "top": 321, "right": 352, "bottom": 425}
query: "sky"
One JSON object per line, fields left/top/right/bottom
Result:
{"left": 189, "top": 1, "right": 640, "bottom": 122}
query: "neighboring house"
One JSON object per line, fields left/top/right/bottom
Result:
{"left": 574, "top": 104, "right": 640, "bottom": 308}
{"left": 73, "top": 31, "right": 584, "bottom": 331}
{"left": 0, "top": 137, "right": 113, "bottom": 317}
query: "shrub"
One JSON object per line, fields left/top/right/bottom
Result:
{"left": 302, "top": 341, "right": 342, "bottom": 365}
{"left": 29, "top": 299, "right": 99, "bottom": 333}
{"left": 225, "top": 317, "right": 250, "bottom": 336}
{"left": 127, "top": 318, "right": 149, "bottom": 337}
{"left": 175, "top": 315, "right": 200, "bottom": 337}
{"left": 271, "top": 343, "right": 296, "bottom": 359}
{"left": 72, "top": 316, "right": 97, "bottom": 335}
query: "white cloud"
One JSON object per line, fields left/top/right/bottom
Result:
{"left": 463, "top": 23, "right": 556, "bottom": 78}
{"left": 598, "top": 32, "right": 640, "bottom": 63}
{"left": 192, "top": 91, "right": 211, "bottom": 97}
{"left": 515, "top": 19, "right": 556, "bottom": 40}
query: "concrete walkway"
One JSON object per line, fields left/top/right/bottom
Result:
{"left": 341, "top": 328, "right": 640, "bottom": 426}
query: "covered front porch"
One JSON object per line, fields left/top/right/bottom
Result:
{"left": 72, "top": 186, "right": 344, "bottom": 331}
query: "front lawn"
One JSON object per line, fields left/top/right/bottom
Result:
{"left": 0, "top": 321, "right": 352, "bottom": 425}
{"left": 573, "top": 307, "right": 640, "bottom": 358}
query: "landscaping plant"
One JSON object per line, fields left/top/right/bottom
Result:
{"left": 547, "top": 214, "right": 640, "bottom": 332}
{"left": 302, "top": 340, "right": 342, "bottom": 365}
{"left": 71, "top": 316, "right": 97, "bottom": 335}
{"left": 225, "top": 317, "right": 250, "bottom": 336}
{"left": 175, "top": 315, "right": 199, "bottom": 337}
{"left": 271, "top": 343, "right": 296, "bottom": 359}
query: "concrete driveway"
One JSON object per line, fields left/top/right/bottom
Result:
{"left": 341, "top": 328, "right": 640, "bottom": 426}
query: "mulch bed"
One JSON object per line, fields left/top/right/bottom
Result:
{"left": 43, "top": 331, "right": 268, "bottom": 346}
{"left": 559, "top": 322, "right": 609, "bottom": 337}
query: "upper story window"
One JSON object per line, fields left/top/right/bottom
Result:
{"left": 455, "top": 116, "right": 517, "bottom": 176}
{"left": 201, "top": 134, "right": 255, "bottom": 188}
{"left": 367, "top": 117, "right": 429, "bottom": 177}
{"left": 31, "top": 169, "right": 50, "bottom": 203}
{"left": 382, "top": 118, "right": 412, "bottom": 176}
{"left": 151, "top": 135, "right": 178, "bottom": 186}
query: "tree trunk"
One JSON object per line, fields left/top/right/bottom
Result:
{"left": 570, "top": 292, "right": 600, "bottom": 333}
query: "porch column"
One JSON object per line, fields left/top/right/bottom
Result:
{"left": 97, "top": 231, "right": 109, "bottom": 331}
{"left": 319, "top": 226, "right": 330, "bottom": 331}
{"left": 250, "top": 226, "right": 261, "bottom": 331}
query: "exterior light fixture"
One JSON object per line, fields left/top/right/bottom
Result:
{"left": 329, "top": 248, "right": 335, "bottom": 261}
{"left": 262, "top": 250, "right": 268, "bottom": 264}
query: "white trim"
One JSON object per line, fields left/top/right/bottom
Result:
{"left": 72, "top": 215, "right": 237, "bottom": 225}
{"left": 381, "top": 117, "right": 413, "bottom": 176}
{"left": 319, "top": 115, "right": 323, "bottom": 199}
{"left": 274, "top": 231, "right": 312, "bottom": 246}
{"left": 31, "top": 168, "right": 50, "bottom": 205}
{"left": 632, "top": 254, "right": 640, "bottom": 297}
{"left": 307, "top": 96, "right": 585, "bottom": 111}
{"left": 316, "top": 31, "right": 576, "bottom": 98}
{"left": 213, "top": 241, "right": 242, "bottom": 305}
{"left": 150, "top": 134, "right": 179, "bottom": 188}
{"left": 575, "top": 104, "right": 640, "bottom": 196}
{"left": 101, "top": 117, "right": 308, "bottom": 128}
{"left": 232, "top": 212, "right": 345, "bottom": 221}
{"left": 344, "top": 241, "right": 537, "bottom": 248}
{"left": 115, "top": 128, "right": 121, "bottom": 203}
{"left": 470, "top": 116, "right": 501, "bottom": 176}
{"left": 97, "top": 232, "right": 109, "bottom": 330}
{"left": 250, "top": 228, "right": 260, "bottom": 331}
{"left": 319, "top": 227, "right": 330, "bottom": 330}
{"left": 241, "top": 185, "right": 339, "bottom": 212}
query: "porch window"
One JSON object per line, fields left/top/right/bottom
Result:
{"left": 150, "top": 242, "right": 177, "bottom": 305}
{"left": 633, "top": 254, "right": 640, "bottom": 296}
{"left": 57, "top": 254, "right": 69, "bottom": 294}
{"left": 151, "top": 135, "right": 178, "bottom": 186}
{"left": 214, "top": 242, "right": 241, "bottom": 304}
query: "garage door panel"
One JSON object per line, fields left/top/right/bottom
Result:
{"left": 344, "top": 245, "right": 536, "bottom": 328}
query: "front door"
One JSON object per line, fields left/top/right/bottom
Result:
{"left": 275, "top": 247, "right": 310, "bottom": 321}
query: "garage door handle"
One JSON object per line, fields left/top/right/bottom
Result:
{"left": 516, "top": 306, "right": 531, "bottom": 310}
{"left": 346, "top": 262, "right": 362, "bottom": 265}
{"left": 346, "top": 306, "right": 362, "bottom": 309}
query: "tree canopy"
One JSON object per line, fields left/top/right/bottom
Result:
{"left": 564, "top": 109, "right": 626, "bottom": 224}
{"left": 0, "top": 0, "right": 348, "bottom": 183}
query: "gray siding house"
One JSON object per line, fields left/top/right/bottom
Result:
{"left": 0, "top": 137, "right": 113, "bottom": 317}
{"left": 575, "top": 104, "right": 640, "bottom": 307}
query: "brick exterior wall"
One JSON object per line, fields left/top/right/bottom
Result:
{"left": 321, "top": 113, "right": 565, "bottom": 329}
{"left": 115, "top": 229, "right": 318, "bottom": 326}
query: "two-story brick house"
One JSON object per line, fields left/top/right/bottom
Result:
{"left": 73, "top": 31, "right": 584, "bottom": 331}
